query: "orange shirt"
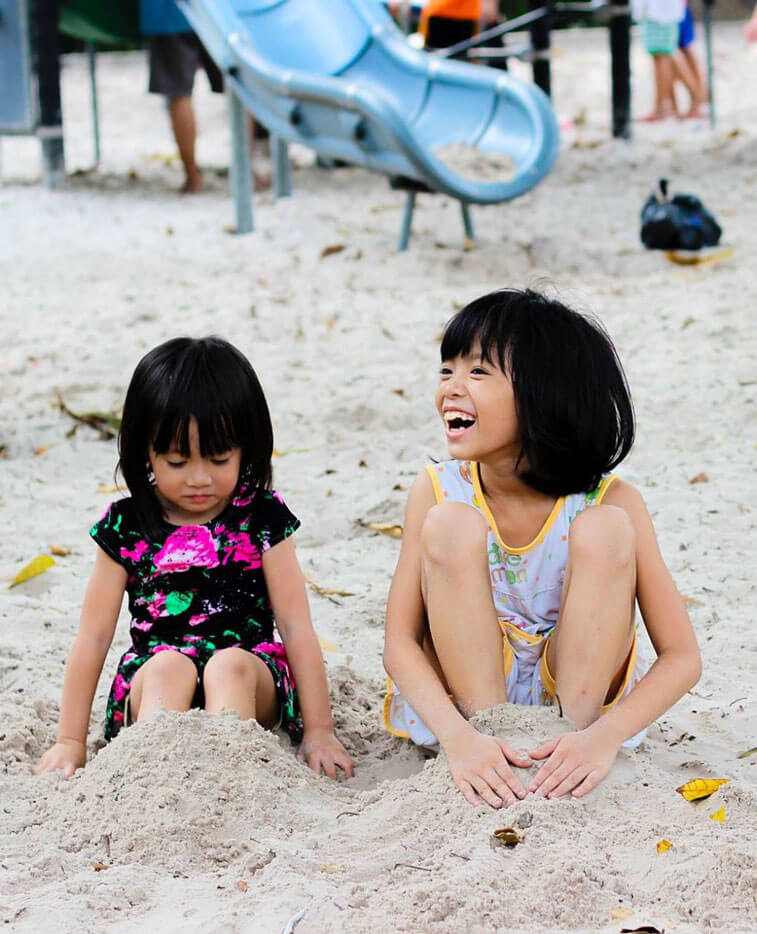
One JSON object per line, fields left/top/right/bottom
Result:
{"left": 422, "top": 0, "right": 480, "bottom": 21}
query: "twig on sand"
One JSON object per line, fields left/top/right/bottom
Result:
{"left": 54, "top": 391, "right": 120, "bottom": 440}
{"left": 281, "top": 905, "right": 308, "bottom": 934}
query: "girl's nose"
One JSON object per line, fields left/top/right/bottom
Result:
{"left": 188, "top": 463, "right": 212, "bottom": 486}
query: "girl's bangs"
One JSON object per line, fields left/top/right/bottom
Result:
{"left": 150, "top": 375, "right": 241, "bottom": 457}
{"left": 440, "top": 300, "right": 514, "bottom": 372}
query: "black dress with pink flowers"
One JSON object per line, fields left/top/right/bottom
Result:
{"left": 90, "top": 484, "right": 303, "bottom": 742}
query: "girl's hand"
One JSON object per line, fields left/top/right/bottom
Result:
{"left": 443, "top": 725, "right": 531, "bottom": 808}
{"left": 35, "top": 739, "right": 87, "bottom": 778}
{"left": 528, "top": 724, "right": 620, "bottom": 799}
{"left": 299, "top": 727, "right": 355, "bottom": 779}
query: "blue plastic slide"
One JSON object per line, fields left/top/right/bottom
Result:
{"left": 179, "top": 0, "right": 559, "bottom": 247}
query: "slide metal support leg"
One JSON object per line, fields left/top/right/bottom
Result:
{"left": 272, "top": 134, "right": 292, "bottom": 198}
{"left": 529, "top": 0, "right": 552, "bottom": 98}
{"left": 461, "top": 201, "right": 475, "bottom": 243}
{"left": 227, "top": 87, "right": 253, "bottom": 234}
{"left": 86, "top": 42, "right": 101, "bottom": 165}
{"left": 37, "top": 0, "right": 65, "bottom": 188}
{"left": 398, "top": 191, "right": 416, "bottom": 251}
{"left": 609, "top": 11, "right": 632, "bottom": 139}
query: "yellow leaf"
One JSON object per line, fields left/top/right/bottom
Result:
{"left": 9, "top": 555, "right": 55, "bottom": 588}
{"left": 97, "top": 484, "right": 127, "bottom": 494}
{"left": 664, "top": 248, "right": 734, "bottom": 266}
{"left": 367, "top": 521, "right": 403, "bottom": 539}
{"left": 656, "top": 839, "right": 673, "bottom": 853}
{"left": 318, "top": 637, "right": 341, "bottom": 653}
{"left": 737, "top": 747, "right": 757, "bottom": 759}
{"left": 309, "top": 582, "right": 355, "bottom": 599}
{"left": 610, "top": 906, "right": 634, "bottom": 921}
{"left": 676, "top": 778, "right": 730, "bottom": 802}
{"left": 709, "top": 806, "right": 725, "bottom": 822}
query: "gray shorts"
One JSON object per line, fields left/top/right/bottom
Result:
{"left": 148, "top": 32, "right": 224, "bottom": 98}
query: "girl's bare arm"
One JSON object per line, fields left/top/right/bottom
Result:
{"left": 264, "top": 537, "right": 354, "bottom": 778}
{"left": 36, "top": 549, "right": 127, "bottom": 776}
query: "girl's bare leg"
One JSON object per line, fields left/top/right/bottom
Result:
{"left": 203, "top": 647, "right": 278, "bottom": 726}
{"left": 420, "top": 503, "right": 506, "bottom": 717}
{"left": 546, "top": 505, "right": 636, "bottom": 729}
{"left": 130, "top": 650, "right": 198, "bottom": 720}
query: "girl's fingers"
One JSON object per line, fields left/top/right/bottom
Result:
{"left": 468, "top": 774, "right": 503, "bottom": 810}
{"left": 571, "top": 769, "right": 601, "bottom": 798}
{"left": 532, "top": 757, "right": 573, "bottom": 796}
{"left": 336, "top": 753, "right": 355, "bottom": 778}
{"left": 492, "top": 757, "right": 526, "bottom": 799}
{"left": 529, "top": 736, "right": 560, "bottom": 760}
{"left": 457, "top": 778, "right": 483, "bottom": 808}
{"left": 495, "top": 739, "right": 533, "bottom": 768}
{"left": 546, "top": 765, "right": 586, "bottom": 799}
{"left": 483, "top": 768, "right": 517, "bottom": 806}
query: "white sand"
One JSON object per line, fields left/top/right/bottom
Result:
{"left": 1, "top": 22, "right": 755, "bottom": 934}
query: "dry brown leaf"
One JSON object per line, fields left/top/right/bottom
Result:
{"left": 34, "top": 446, "right": 50, "bottom": 456}
{"left": 689, "top": 472, "right": 709, "bottom": 484}
{"left": 676, "top": 778, "right": 729, "bottom": 802}
{"left": 49, "top": 545, "right": 72, "bottom": 557}
{"left": 97, "top": 484, "right": 128, "bottom": 494}
{"left": 665, "top": 248, "right": 734, "bottom": 266}
{"left": 366, "top": 521, "right": 403, "bottom": 539}
{"left": 236, "top": 880, "right": 248, "bottom": 892}
{"left": 91, "top": 860, "right": 109, "bottom": 871}
{"left": 610, "top": 907, "right": 634, "bottom": 921}
{"left": 681, "top": 594, "right": 702, "bottom": 608}
{"left": 307, "top": 581, "right": 355, "bottom": 598}
{"left": 492, "top": 827, "right": 520, "bottom": 847}
{"left": 320, "top": 244, "right": 346, "bottom": 258}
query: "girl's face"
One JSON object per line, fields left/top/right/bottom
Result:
{"left": 149, "top": 419, "right": 242, "bottom": 526}
{"left": 435, "top": 344, "right": 520, "bottom": 464}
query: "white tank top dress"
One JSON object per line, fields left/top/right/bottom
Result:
{"left": 384, "top": 460, "right": 648, "bottom": 749}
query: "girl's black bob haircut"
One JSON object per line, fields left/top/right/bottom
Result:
{"left": 118, "top": 336, "right": 273, "bottom": 534}
{"left": 440, "top": 289, "right": 635, "bottom": 496}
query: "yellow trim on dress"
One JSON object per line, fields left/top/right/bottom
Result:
{"left": 383, "top": 677, "right": 411, "bottom": 738}
{"left": 425, "top": 463, "right": 444, "bottom": 505}
{"left": 593, "top": 474, "right": 616, "bottom": 505}
{"left": 471, "top": 461, "right": 565, "bottom": 555}
{"left": 539, "top": 630, "right": 638, "bottom": 713}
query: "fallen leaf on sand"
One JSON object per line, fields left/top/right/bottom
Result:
{"left": 320, "top": 244, "right": 346, "bottom": 258}
{"left": 709, "top": 806, "right": 726, "bottom": 822}
{"left": 492, "top": 827, "right": 520, "bottom": 847}
{"left": 737, "top": 747, "right": 757, "bottom": 759}
{"left": 34, "top": 446, "right": 49, "bottom": 456}
{"left": 664, "top": 248, "right": 734, "bottom": 266}
{"left": 307, "top": 581, "right": 355, "bottom": 599}
{"left": 676, "top": 778, "right": 729, "bottom": 802}
{"left": 610, "top": 906, "right": 634, "bottom": 921}
{"left": 656, "top": 839, "right": 673, "bottom": 853}
{"left": 91, "top": 861, "right": 109, "bottom": 871}
{"left": 97, "top": 484, "right": 127, "bottom": 494}
{"left": 681, "top": 595, "right": 702, "bottom": 608}
{"left": 365, "top": 521, "right": 403, "bottom": 539}
{"left": 236, "top": 880, "right": 248, "bottom": 892}
{"left": 49, "top": 545, "right": 72, "bottom": 557}
{"left": 9, "top": 555, "right": 55, "bottom": 588}
{"left": 689, "top": 472, "right": 709, "bottom": 484}
{"left": 318, "top": 637, "right": 341, "bottom": 653}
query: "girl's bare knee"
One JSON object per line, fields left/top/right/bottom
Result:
{"left": 203, "top": 647, "right": 258, "bottom": 692}
{"left": 569, "top": 505, "right": 635, "bottom": 569}
{"left": 421, "top": 502, "right": 489, "bottom": 567}
{"left": 139, "top": 649, "right": 197, "bottom": 687}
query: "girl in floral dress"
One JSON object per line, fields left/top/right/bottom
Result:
{"left": 37, "top": 337, "right": 353, "bottom": 780}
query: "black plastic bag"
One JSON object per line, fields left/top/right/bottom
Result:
{"left": 640, "top": 179, "right": 722, "bottom": 251}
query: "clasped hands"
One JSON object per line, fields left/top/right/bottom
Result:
{"left": 444, "top": 720, "right": 621, "bottom": 809}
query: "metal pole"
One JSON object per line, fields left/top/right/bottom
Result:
{"left": 398, "top": 191, "right": 416, "bottom": 251}
{"left": 609, "top": 7, "right": 632, "bottom": 138}
{"left": 36, "top": 0, "right": 65, "bottom": 187}
{"left": 528, "top": 0, "right": 552, "bottom": 97}
{"left": 272, "top": 133, "right": 291, "bottom": 198}
{"left": 702, "top": 0, "right": 715, "bottom": 127}
{"left": 227, "top": 86, "right": 254, "bottom": 234}
{"left": 86, "top": 41, "right": 101, "bottom": 165}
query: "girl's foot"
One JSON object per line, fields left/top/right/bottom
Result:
{"left": 181, "top": 168, "right": 203, "bottom": 194}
